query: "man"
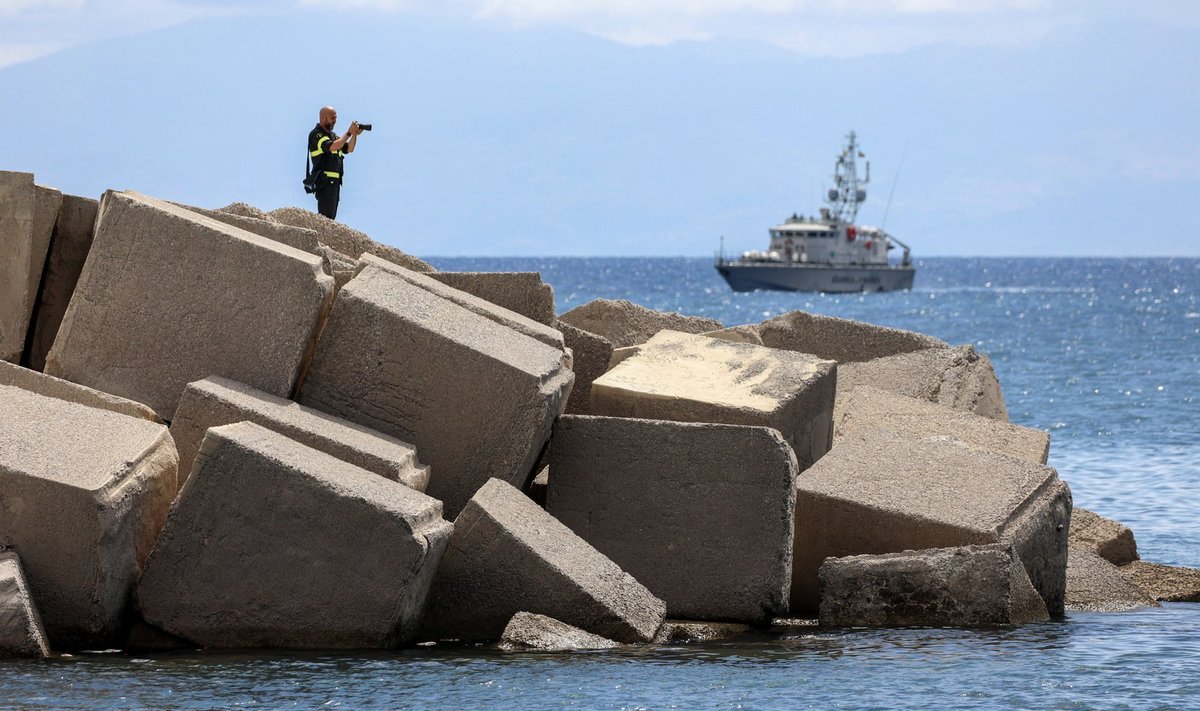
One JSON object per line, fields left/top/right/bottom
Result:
{"left": 307, "top": 106, "right": 363, "bottom": 220}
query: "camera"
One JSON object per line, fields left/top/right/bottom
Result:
{"left": 358, "top": 123, "right": 373, "bottom": 131}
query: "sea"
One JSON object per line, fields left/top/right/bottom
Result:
{"left": 3, "top": 256, "right": 1197, "bottom": 710}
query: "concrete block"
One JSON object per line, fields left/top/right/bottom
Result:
{"left": 428, "top": 272, "right": 556, "bottom": 326}
{"left": 44, "top": 191, "right": 334, "bottom": 420}
{"left": 267, "top": 206, "right": 436, "bottom": 273}
{"left": 818, "top": 544, "right": 1050, "bottom": 627}
{"left": 0, "top": 551, "right": 51, "bottom": 658}
{"left": 298, "top": 264, "right": 573, "bottom": 518}
{"left": 1118, "top": 561, "right": 1200, "bottom": 602}
{"left": 701, "top": 325, "right": 764, "bottom": 345}
{"left": 792, "top": 428, "right": 1070, "bottom": 615}
{"left": 317, "top": 245, "right": 358, "bottom": 290}
{"left": 837, "top": 344, "right": 1009, "bottom": 421}
{"left": 1, "top": 173, "right": 62, "bottom": 363}
{"left": 0, "top": 384, "right": 177, "bottom": 648}
{"left": 497, "top": 612, "right": 620, "bottom": 651}
{"left": 135, "top": 422, "right": 451, "bottom": 649}
{"left": 556, "top": 320, "right": 613, "bottom": 415}
{"left": 1069, "top": 508, "right": 1139, "bottom": 565}
{"left": 559, "top": 298, "right": 723, "bottom": 348}
{"left": 171, "top": 376, "right": 429, "bottom": 491}
{"left": 1065, "top": 548, "right": 1158, "bottom": 612}
{"left": 420, "top": 479, "right": 666, "bottom": 643}
{"left": 590, "top": 330, "right": 836, "bottom": 469}
{"left": 0, "top": 360, "right": 160, "bottom": 422}
{"left": 172, "top": 202, "right": 321, "bottom": 253}
{"left": 548, "top": 415, "right": 797, "bottom": 622}
{"left": 652, "top": 621, "right": 751, "bottom": 644}
{"left": 835, "top": 386, "right": 1049, "bottom": 463}
{"left": 24, "top": 194, "right": 98, "bottom": 372}
{"left": 758, "top": 310, "right": 947, "bottom": 363}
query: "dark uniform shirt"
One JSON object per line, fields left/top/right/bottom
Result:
{"left": 308, "top": 124, "right": 346, "bottom": 186}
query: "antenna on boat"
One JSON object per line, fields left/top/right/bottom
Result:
{"left": 881, "top": 140, "right": 908, "bottom": 230}
{"left": 825, "top": 131, "right": 868, "bottom": 223}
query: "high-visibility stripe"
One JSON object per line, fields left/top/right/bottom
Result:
{"left": 323, "top": 171, "right": 340, "bottom": 179}
{"left": 309, "top": 149, "right": 323, "bottom": 158}
{"left": 317, "top": 136, "right": 330, "bottom": 151}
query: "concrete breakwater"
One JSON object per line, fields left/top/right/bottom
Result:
{"left": 2, "top": 171, "right": 1198, "bottom": 657}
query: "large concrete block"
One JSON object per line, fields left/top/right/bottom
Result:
{"left": 44, "top": 191, "right": 334, "bottom": 420}
{"left": 758, "top": 310, "right": 947, "bottom": 363}
{"left": 428, "top": 272, "right": 556, "bottom": 326}
{"left": 171, "top": 376, "right": 428, "bottom": 491}
{"left": 172, "top": 202, "right": 321, "bottom": 253}
{"left": 1118, "top": 561, "right": 1200, "bottom": 602}
{"left": 497, "top": 612, "right": 620, "bottom": 651}
{"left": 559, "top": 298, "right": 723, "bottom": 348}
{"left": 792, "top": 428, "right": 1070, "bottom": 615}
{"left": 548, "top": 415, "right": 797, "bottom": 622}
{"left": 818, "top": 544, "right": 1049, "bottom": 627}
{"left": 135, "top": 422, "right": 451, "bottom": 649}
{"left": 556, "top": 320, "right": 614, "bottom": 415}
{"left": 835, "top": 386, "right": 1049, "bottom": 463}
{"left": 24, "top": 194, "right": 98, "bottom": 372}
{"left": 1, "top": 172, "right": 62, "bottom": 363}
{"left": 1065, "top": 548, "right": 1158, "bottom": 612}
{"left": 0, "top": 360, "right": 160, "bottom": 422}
{"left": 590, "top": 330, "right": 837, "bottom": 469}
{"left": 0, "top": 384, "right": 177, "bottom": 648}
{"left": 298, "top": 264, "right": 573, "bottom": 518}
{"left": 0, "top": 551, "right": 51, "bottom": 658}
{"left": 420, "top": 479, "right": 665, "bottom": 643}
{"left": 267, "top": 206, "right": 436, "bottom": 273}
{"left": 837, "top": 344, "right": 1009, "bottom": 421}
{"left": 1069, "top": 508, "right": 1139, "bottom": 565}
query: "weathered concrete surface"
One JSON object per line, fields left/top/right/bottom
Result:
{"left": 548, "top": 415, "right": 797, "bottom": 622}
{"left": 557, "top": 320, "right": 614, "bottom": 415}
{"left": 758, "top": 310, "right": 948, "bottom": 364}
{"left": 701, "top": 325, "right": 765, "bottom": 345}
{"left": 835, "top": 386, "right": 1049, "bottom": 463}
{"left": 0, "top": 360, "right": 161, "bottom": 423}
{"left": 428, "top": 272, "right": 556, "bottom": 326}
{"left": 526, "top": 466, "right": 549, "bottom": 507}
{"left": 267, "top": 206, "right": 436, "bottom": 272}
{"left": 590, "top": 330, "right": 836, "bottom": 469}
{"left": 0, "top": 551, "right": 51, "bottom": 658}
{"left": 497, "top": 612, "right": 620, "bottom": 651}
{"left": 559, "top": 298, "right": 723, "bottom": 348}
{"left": 171, "top": 376, "right": 429, "bottom": 491}
{"left": 1118, "top": 561, "right": 1200, "bottom": 602}
{"left": 652, "top": 620, "right": 751, "bottom": 644}
{"left": 218, "top": 202, "right": 271, "bottom": 220}
{"left": 135, "top": 422, "right": 451, "bottom": 649}
{"left": 298, "top": 265, "right": 573, "bottom": 518}
{"left": 792, "top": 428, "right": 1070, "bottom": 616}
{"left": 317, "top": 245, "right": 358, "bottom": 290}
{"left": 1065, "top": 548, "right": 1159, "bottom": 612}
{"left": 45, "top": 191, "right": 334, "bottom": 420}
{"left": 818, "top": 544, "right": 1050, "bottom": 627}
{"left": 836, "top": 345, "right": 1009, "bottom": 421}
{"left": 24, "top": 194, "right": 98, "bottom": 372}
{"left": 1, "top": 173, "right": 62, "bottom": 363}
{"left": 420, "top": 479, "right": 666, "bottom": 643}
{"left": 172, "top": 202, "right": 321, "bottom": 253}
{"left": 0, "top": 384, "right": 177, "bottom": 648}
{"left": 1069, "top": 508, "right": 1139, "bottom": 566}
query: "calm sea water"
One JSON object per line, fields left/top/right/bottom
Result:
{"left": 4, "top": 257, "right": 1197, "bottom": 710}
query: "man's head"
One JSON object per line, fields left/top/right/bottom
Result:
{"left": 319, "top": 106, "right": 337, "bottom": 131}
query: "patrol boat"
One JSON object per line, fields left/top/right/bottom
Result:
{"left": 715, "top": 131, "right": 915, "bottom": 293}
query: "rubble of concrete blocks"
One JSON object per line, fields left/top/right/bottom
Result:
{"left": 1, "top": 171, "right": 62, "bottom": 363}
{"left": 24, "top": 194, "right": 97, "bottom": 372}
{"left": 428, "top": 271, "right": 556, "bottom": 326}
{"left": 556, "top": 320, "right": 614, "bottom": 415}
{"left": 497, "top": 612, "right": 620, "bottom": 652}
{"left": 1069, "top": 508, "right": 1139, "bottom": 565}
{"left": 757, "top": 310, "right": 949, "bottom": 364}
{"left": 1064, "top": 548, "right": 1159, "bottom": 612}
{"left": 0, "top": 551, "right": 51, "bottom": 658}
{"left": 266, "top": 206, "right": 435, "bottom": 273}
{"left": 1117, "top": 561, "right": 1200, "bottom": 603}
{"left": 559, "top": 298, "right": 724, "bottom": 348}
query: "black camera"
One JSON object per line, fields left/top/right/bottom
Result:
{"left": 358, "top": 123, "right": 373, "bottom": 131}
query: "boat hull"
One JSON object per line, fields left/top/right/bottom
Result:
{"left": 715, "top": 261, "right": 915, "bottom": 293}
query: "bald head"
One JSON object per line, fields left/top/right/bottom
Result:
{"left": 319, "top": 106, "right": 337, "bottom": 131}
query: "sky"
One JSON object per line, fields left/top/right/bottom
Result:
{"left": 2, "top": 0, "right": 1199, "bottom": 256}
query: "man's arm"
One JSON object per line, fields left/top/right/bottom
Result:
{"left": 329, "top": 122, "right": 361, "bottom": 153}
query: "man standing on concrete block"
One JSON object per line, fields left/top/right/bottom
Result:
{"left": 306, "top": 106, "right": 365, "bottom": 220}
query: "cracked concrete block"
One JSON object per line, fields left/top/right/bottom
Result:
{"left": 556, "top": 320, "right": 613, "bottom": 415}
{"left": 497, "top": 612, "right": 620, "bottom": 651}
{"left": 0, "top": 360, "right": 160, "bottom": 422}
{"left": 1065, "top": 548, "right": 1158, "bottom": 612}
{"left": 558, "top": 299, "right": 723, "bottom": 348}
{"left": 0, "top": 551, "right": 51, "bottom": 658}
{"left": 1069, "top": 508, "right": 1139, "bottom": 565}
{"left": 135, "top": 422, "right": 451, "bottom": 649}
{"left": 1, "top": 172, "right": 62, "bottom": 363}
{"left": 758, "top": 310, "right": 947, "bottom": 363}
{"left": 428, "top": 272, "right": 556, "bottom": 326}
{"left": 24, "top": 193, "right": 97, "bottom": 372}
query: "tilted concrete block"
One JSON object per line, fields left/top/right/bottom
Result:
{"left": 44, "top": 191, "right": 334, "bottom": 420}
{"left": 24, "top": 194, "right": 98, "bottom": 372}
{"left": 818, "top": 544, "right": 1049, "bottom": 627}
{"left": 1069, "top": 508, "right": 1139, "bottom": 565}
{"left": 497, "top": 612, "right": 620, "bottom": 652}
{"left": 792, "top": 428, "right": 1070, "bottom": 616}
{"left": 1, "top": 172, "right": 62, "bottom": 363}
{"left": 0, "top": 384, "right": 177, "bottom": 648}
{"left": 316, "top": 245, "right": 358, "bottom": 290}
{"left": 171, "top": 376, "right": 428, "bottom": 491}
{"left": 267, "top": 206, "right": 436, "bottom": 273}
{"left": 0, "top": 360, "right": 160, "bottom": 423}
{"left": 837, "top": 344, "right": 1009, "bottom": 421}
{"left": 590, "top": 330, "right": 836, "bottom": 470}
{"left": 556, "top": 320, "right": 614, "bottom": 416}
{"left": 0, "top": 551, "right": 51, "bottom": 658}
{"left": 135, "top": 422, "right": 451, "bottom": 649}
{"left": 758, "top": 310, "right": 947, "bottom": 363}
{"left": 548, "top": 415, "right": 797, "bottom": 622}
{"left": 428, "top": 272, "right": 556, "bottom": 326}
{"left": 172, "top": 202, "right": 321, "bottom": 253}
{"left": 835, "top": 386, "right": 1049, "bottom": 463}
{"left": 558, "top": 298, "right": 723, "bottom": 348}
{"left": 298, "top": 265, "right": 573, "bottom": 518}
{"left": 1065, "top": 548, "right": 1158, "bottom": 612}
{"left": 420, "top": 479, "right": 666, "bottom": 643}
{"left": 1118, "top": 561, "right": 1200, "bottom": 602}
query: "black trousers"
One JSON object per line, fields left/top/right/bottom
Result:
{"left": 315, "top": 182, "right": 340, "bottom": 220}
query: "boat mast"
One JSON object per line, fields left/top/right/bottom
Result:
{"left": 825, "top": 131, "right": 868, "bottom": 224}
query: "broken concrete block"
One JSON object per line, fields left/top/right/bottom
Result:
{"left": 44, "top": 191, "right": 334, "bottom": 420}
{"left": 701, "top": 325, "right": 765, "bottom": 346}
{"left": 559, "top": 298, "right": 723, "bottom": 348}
{"left": 652, "top": 620, "right": 751, "bottom": 644}
{"left": 1065, "top": 548, "right": 1159, "bottom": 612}
{"left": 792, "top": 428, "right": 1070, "bottom": 616}
{"left": 1, "top": 173, "right": 62, "bottom": 363}
{"left": 548, "top": 415, "right": 797, "bottom": 622}
{"left": 0, "top": 384, "right": 177, "bottom": 648}
{"left": 317, "top": 245, "right": 358, "bottom": 290}
{"left": 267, "top": 206, "right": 436, "bottom": 272}
{"left": 24, "top": 194, "right": 98, "bottom": 372}
{"left": 173, "top": 202, "right": 321, "bottom": 254}
{"left": 0, "top": 360, "right": 160, "bottom": 423}
{"left": 836, "top": 344, "right": 1009, "bottom": 421}
{"left": 818, "top": 544, "right": 1050, "bottom": 627}
{"left": 758, "top": 310, "right": 947, "bottom": 363}
{"left": 428, "top": 272, "right": 556, "bottom": 326}
{"left": 171, "top": 376, "right": 429, "bottom": 491}
{"left": 835, "top": 386, "right": 1049, "bottom": 463}
{"left": 298, "top": 264, "right": 573, "bottom": 518}
{"left": 590, "top": 330, "right": 836, "bottom": 469}
{"left": 1118, "top": 561, "right": 1200, "bottom": 602}
{"left": 0, "top": 551, "right": 51, "bottom": 658}
{"left": 420, "top": 479, "right": 665, "bottom": 643}
{"left": 1069, "top": 508, "right": 1139, "bottom": 565}
{"left": 135, "top": 422, "right": 451, "bottom": 649}
{"left": 497, "top": 612, "right": 620, "bottom": 652}
{"left": 556, "top": 320, "right": 614, "bottom": 415}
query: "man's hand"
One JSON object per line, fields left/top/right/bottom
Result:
{"left": 349, "top": 121, "right": 362, "bottom": 136}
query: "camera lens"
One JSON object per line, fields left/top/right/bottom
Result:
{"left": 360, "top": 123, "right": 373, "bottom": 131}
